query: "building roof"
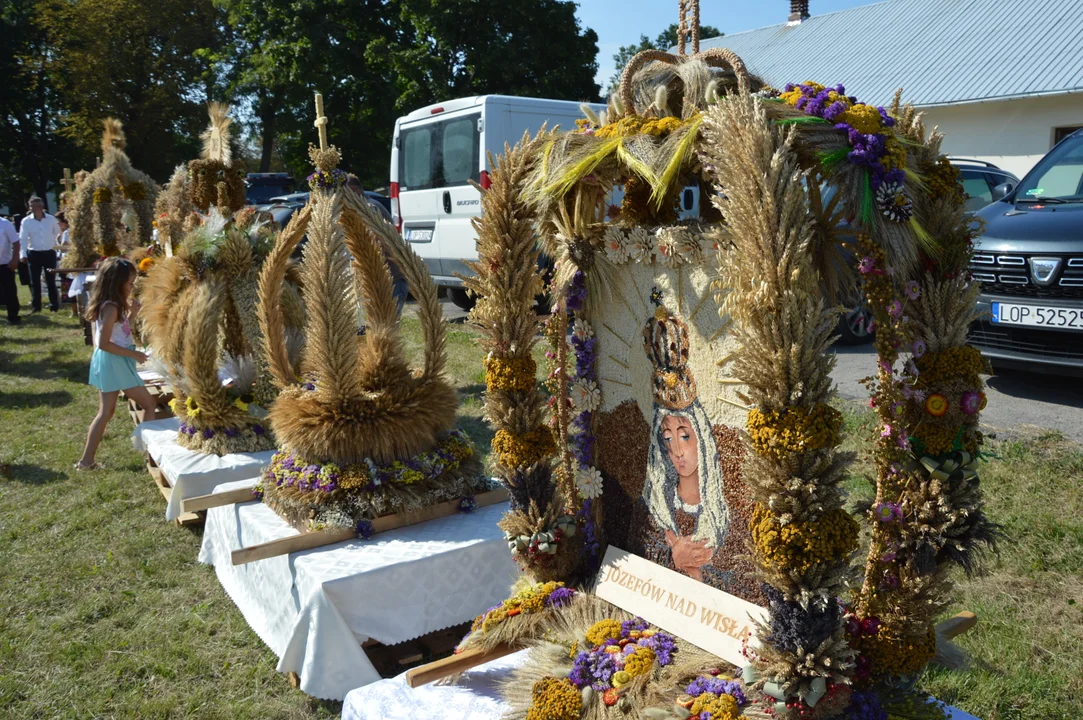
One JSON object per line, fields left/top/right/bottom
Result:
{"left": 698, "top": 0, "right": 1083, "bottom": 107}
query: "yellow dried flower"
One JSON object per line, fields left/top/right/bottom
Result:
{"left": 747, "top": 403, "right": 843, "bottom": 459}
{"left": 640, "top": 116, "right": 683, "bottom": 136}
{"left": 837, "top": 103, "right": 883, "bottom": 134}
{"left": 780, "top": 81, "right": 824, "bottom": 106}
{"left": 484, "top": 355, "right": 538, "bottom": 393}
{"left": 751, "top": 505, "right": 860, "bottom": 574}
{"left": 690, "top": 692, "right": 739, "bottom": 720}
{"left": 855, "top": 622, "right": 936, "bottom": 679}
{"left": 526, "top": 677, "right": 582, "bottom": 720}
{"left": 585, "top": 618, "right": 622, "bottom": 646}
{"left": 882, "top": 135, "right": 907, "bottom": 172}
{"left": 92, "top": 187, "right": 112, "bottom": 204}
{"left": 915, "top": 346, "right": 983, "bottom": 387}
{"left": 123, "top": 182, "right": 146, "bottom": 201}
{"left": 492, "top": 426, "right": 555, "bottom": 469}
{"left": 623, "top": 646, "right": 656, "bottom": 677}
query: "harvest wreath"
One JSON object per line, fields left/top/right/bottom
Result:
{"left": 207, "top": 94, "right": 494, "bottom": 561}
{"left": 140, "top": 104, "right": 303, "bottom": 456}
{"left": 419, "top": 2, "right": 998, "bottom": 718}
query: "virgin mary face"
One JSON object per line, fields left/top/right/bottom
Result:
{"left": 661, "top": 414, "right": 699, "bottom": 481}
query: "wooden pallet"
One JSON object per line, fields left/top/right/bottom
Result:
{"left": 146, "top": 454, "right": 204, "bottom": 527}
{"left": 124, "top": 382, "right": 174, "bottom": 426}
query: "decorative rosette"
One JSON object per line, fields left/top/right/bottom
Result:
{"left": 571, "top": 319, "right": 594, "bottom": 342}
{"left": 603, "top": 226, "right": 630, "bottom": 264}
{"left": 876, "top": 180, "right": 913, "bottom": 222}
{"left": 575, "top": 465, "right": 603, "bottom": 499}
{"left": 508, "top": 516, "right": 577, "bottom": 559}
{"left": 570, "top": 378, "right": 601, "bottom": 412}
{"left": 627, "top": 226, "right": 655, "bottom": 264}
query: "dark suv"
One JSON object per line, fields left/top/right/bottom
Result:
{"left": 969, "top": 129, "right": 1083, "bottom": 374}
{"left": 950, "top": 158, "right": 1020, "bottom": 214}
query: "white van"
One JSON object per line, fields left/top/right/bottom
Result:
{"left": 390, "top": 95, "right": 605, "bottom": 309}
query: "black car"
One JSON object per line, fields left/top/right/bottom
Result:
{"left": 246, "top": 173, "right": 295, "bottom": 206}
{"left": 950, "top": 158, "right": 1020, "bottom": 214}
{"left": 969, "top": 129, "right": 1083, "bottom": 374}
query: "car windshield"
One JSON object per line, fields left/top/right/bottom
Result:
{"left": 1015, "top": 134, "right": 1083, "bottom": 202}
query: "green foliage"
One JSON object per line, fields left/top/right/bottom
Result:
{"left": 607, "top": 22, "right": 723, "bottom": 94}
{"left": 36, "top": 0, "right": 222, "bottom": 181}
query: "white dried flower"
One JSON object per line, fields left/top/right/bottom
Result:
{"left": 656, "top": 227, "right": 682, "bottom": 267}
{"left": 576, "top": 466, "right": 604, "bottom": 499}
{"left": 627, "top": 226, "right": 654, "bottom": 264}
{"left": 602, "top": 225, "right": 629, "bottom": 264}
{"left": 570, "top": 379, "right": 601, "bottom": 412}
{"left": 572, "top": 319, "right": 594, "bottom": 341}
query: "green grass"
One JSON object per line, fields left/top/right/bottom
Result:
{"left": 1, "top": 287, "right": 1081, "bottom": 719}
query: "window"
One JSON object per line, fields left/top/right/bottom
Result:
{"left": 1016, "top": 134, "right": 1083, "bottom": 201}
{"left": 1054, "top": 126, "right": 1082, "bottom": 146}
{"left": 399, "top": 113, "right": 479, "bottom": 191}
{"left": 401, "top": 127, "right": 434, "bottom": 190}
{"left": 441, "top": 118, "right": 477, "bottom": 185}
{"left": 959, "top": 170, "right": 994, "bottom": 212}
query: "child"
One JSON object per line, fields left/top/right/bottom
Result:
{"left": 76, "top": 257, "right": 157, "bottom": 470}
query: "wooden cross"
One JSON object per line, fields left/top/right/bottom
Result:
{"left": 313, "top": 92, "right": 329, "bottom": 151}
{"left": 62, "top": 168, "right": 74, "bottom": 194}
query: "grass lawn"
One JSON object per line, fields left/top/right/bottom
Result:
{"left": 1, "top": 285, "right": 1081, "bottom": 719}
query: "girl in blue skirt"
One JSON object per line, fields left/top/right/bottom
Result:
{"left": 76, "top": 257, "right": 157, "bottom": 470}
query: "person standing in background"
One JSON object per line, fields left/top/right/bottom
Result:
{"left": 0, "top": 215, "right": 21, "bottom": 324}
{"left": 19, "top": 197, "right": 61, "bottom": 313}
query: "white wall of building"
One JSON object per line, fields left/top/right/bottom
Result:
{"left": 923, "top": 93, "right": 1083, "bottom": 180}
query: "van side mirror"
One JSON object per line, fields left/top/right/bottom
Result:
{"left": 991, "top": 181, "right": 1015, "bottom": 202}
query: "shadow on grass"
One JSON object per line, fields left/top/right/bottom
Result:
{"left": 0, "top": 348, "right": 89, "bottom": 384}
{"left": 0, "top": 462, "right": 67, "bottom": 485}
{"left": 0, "top": 389, "right": 73, "bottom": 409}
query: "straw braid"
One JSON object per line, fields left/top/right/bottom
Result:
{"left": 257, "top": 204, "right": 311, "bottom": 388}
{"left": 182, "top": 281, "right": 235, "bottom": 427}
{"left": 340, "top": 189, "right": 447, "bottom": 382}
{"left": 299, "top": 191, "right": 363, "bottom": 403}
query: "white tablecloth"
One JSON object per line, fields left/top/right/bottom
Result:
{"left": 198, "top": 478, "right": 520, "bottom": 700}
{"left": 130, "top": 418, "right": 274, "bottom": 520}
{"left": 341, "top": 650, "right": 983, "bottom": 720}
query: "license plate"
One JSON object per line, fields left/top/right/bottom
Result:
{"left": 991, "top": 301, "right": 1083, "bottom": 329}
{"left": 405, "top": 228, "right": 433, "bottom": 242}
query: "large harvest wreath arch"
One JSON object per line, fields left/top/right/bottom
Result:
{"left": 459, "top": 21, "right": 998, "bottom": 720}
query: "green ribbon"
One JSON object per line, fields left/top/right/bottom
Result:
{"left": 917, "top": 450, "right": 979, "bottom": 483}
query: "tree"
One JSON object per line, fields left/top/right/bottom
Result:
{"left": 0, "top": 0, "right": 81, "bottom": 211}
{"left": 36, "top": 0, "right": 223, "bottom": 182}
{"left": 369, "top": 0, "right": 601, "bottom": 113}
{"left": 607, "top": 22, "right": 722, "bottom": 95}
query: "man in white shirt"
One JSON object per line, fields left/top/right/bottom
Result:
{"left": 18, "top": 196, "right": 61, "bottom": 312}
{"left": 0, "top": 216, "right": 21, "bottom": 324}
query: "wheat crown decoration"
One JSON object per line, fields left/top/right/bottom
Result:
{"left": 252, "top": 93, "right": 489, "bottom": 532}
{"left": 62, "top": 118, "right": 160, "bottom": 268}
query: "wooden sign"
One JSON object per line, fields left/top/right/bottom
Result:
{"left": 594, "top": 546, "right": 768, "bottom": 666}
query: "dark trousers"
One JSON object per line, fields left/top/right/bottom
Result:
{"left": 0, "top": 265, "right": 19, "bottom": 322}
{"left": 27, "top": 249, "right": 58, "bottom": 311}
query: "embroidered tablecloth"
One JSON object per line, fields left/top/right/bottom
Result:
{"left": 130, "top": 417, "right": 273, "bottom": 520}
{"left": 198, "top": 478, "right": 520, "bottom": 700}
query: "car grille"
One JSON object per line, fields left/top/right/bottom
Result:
{"left": 969, "top": 320, "right": 1083, "bottom": 360}
{"left": 969, "top": 254, "right": 1083, "bottom": 299}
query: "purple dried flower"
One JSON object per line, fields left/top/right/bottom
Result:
{"left": 224, "top": 427, "right": 240, "bottom": 438}
{"left": 545, "top": 586, "right": 576, "bottom": 608}
{"left": 252, "top": 424, "right": 265, "bottom": 436}
{"left": 202, "top": 428, "right": 215, "bottom": 439}
{"left": 355, "top": 520, "right": 375, "bottom": 539}
{"left": 457, "top": 495, "right": 477, "bottom": 514}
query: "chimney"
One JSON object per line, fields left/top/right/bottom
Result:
{"left": 788, "top": 0, "right": 810, "bottom": 23}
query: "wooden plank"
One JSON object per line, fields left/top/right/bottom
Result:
{"left": 936, "top": 611, "right": 977, "bottom": 640}
{"left": 230, "top": 487, "right": 510, "bottom": 566}
{"left": 175, "top": 510, "right": 205, "bottom": 527}
{"left": 371, "top": 488, "right": 509, "bottom": 533}
{"left": 231, "top": 527, "right": 357, "bottom": 565}
{"left": 183, "top": 486, "right": 259, "bottom": 513}
{"left": 405, "top": 644, "right": 518, "bottom": 688}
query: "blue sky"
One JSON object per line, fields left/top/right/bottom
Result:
{"left": 575, "top": 0, "right": 878, "bottom": 88}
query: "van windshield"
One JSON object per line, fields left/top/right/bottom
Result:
{"left": 399, "top": 113, "right": 480, "bottom": 191}
{"left": 1015, "top": 134, "right": 1083, "bottom": 203}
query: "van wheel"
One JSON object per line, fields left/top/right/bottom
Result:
{"left": 836, "top": 306, "right": 875, "bottom": 345}
{"left": 449, "top": 288, "right": 476, "bottom": 311}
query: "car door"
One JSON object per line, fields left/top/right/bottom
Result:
{"left": 398, "top": 120, "right": 443, "bottom": 276}
{"left": 959, "top": 169, "right": 996, "bottom": 212}
{"left": 434, "top": 113, "right": 482, "bottom": 280}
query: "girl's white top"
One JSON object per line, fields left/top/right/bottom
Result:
{"left": 93, "top": 301, "right": 134, "bottom": 349}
